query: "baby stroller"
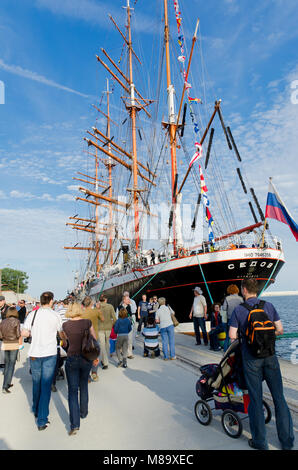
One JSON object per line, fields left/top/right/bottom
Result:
{"left": 194, "top": 340, "right": 272, "bottom": 438}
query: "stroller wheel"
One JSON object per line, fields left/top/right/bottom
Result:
{"left": 194, "top": 400, "right": 212, "bottom": 426}
{"left": 262, "top": 400, "right": 272, "bottom": 424}
{"left": 221, "top": 410, "right": 243, "bottom": 438}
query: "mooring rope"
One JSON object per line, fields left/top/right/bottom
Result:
{"left": 131, "top": 257, "right": 173, "bottom": 300}
{"left": 196, "top": 253, "right": 214, "bottom": 304}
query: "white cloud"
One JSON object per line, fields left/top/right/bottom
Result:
{"left": 67, "top": 185, "right": 80, "bottom": 191}
{"left": 9, "top": 189, "right": 76, "bottom": 203}
{"left": 56, "top": 193, "right": 75, "bottom": 201}
{"left": 10, "top": 190, "right": 35, "bottom": 199}
{"left": 40, "top": 193, "right": 54, "bottom": 201}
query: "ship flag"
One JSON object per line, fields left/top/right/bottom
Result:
{"left": 206, "top": 206, "right": 214, "bottom": 225}
{"left": 173, "top": 1, "right": 200, "bottom": 134}
{"left": 188, "top": 97, "right": 202, "bottom": 104}
{"left": 265, "top": 178, "right": 298, "bottom": 241}
{"left": 189, "top": 142, "right": 203, "bottom": 168}
{"left": 199, "top": 163, "right": 208, "bottom": 192}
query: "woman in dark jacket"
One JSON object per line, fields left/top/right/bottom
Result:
{"left": 60, "top": 303, "right": 99, "bottom": 436}
{"left": 0, "top": 307, "right": 21, "bottom": 393}
{"left": 208, "top": 302, "right": 224, "bottom": 351}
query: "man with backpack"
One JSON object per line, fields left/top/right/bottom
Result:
{"left": 229, "top": 278, "right": 294, "bottom": 450}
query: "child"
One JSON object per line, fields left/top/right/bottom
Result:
{"left": 109, "top": 325, "right": 117, "bottom": 357}
{"left": 142, "top": 316, "right": 160, "bottom": 358}
{"left": 209, "top": 302, "right": 224, "bottom": 351}
{"left": 113, "top": 308, "right": 132, "bottom": 368}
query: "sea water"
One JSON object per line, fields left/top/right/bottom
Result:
{"left": 260, "top": 295, "right": 298, "bottom": 363}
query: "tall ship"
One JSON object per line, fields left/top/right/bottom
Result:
{"left": 64, "top": 0, "right": 285, "bottom": 321}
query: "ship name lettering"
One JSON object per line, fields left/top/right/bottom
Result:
{"left": 227, "top": 260, "right": 273, "bottom": 271}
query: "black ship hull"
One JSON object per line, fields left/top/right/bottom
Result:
{"left": 88, "top": 248, "right": 285, "bottom": 322}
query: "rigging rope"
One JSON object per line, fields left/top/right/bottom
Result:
{"left": 258, "top": 250, "right": 283, "bottom": 298}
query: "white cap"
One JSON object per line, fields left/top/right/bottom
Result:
{"left": 193, "top": 286, "right": 203, "bottom": 294}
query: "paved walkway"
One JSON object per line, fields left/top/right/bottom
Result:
{"left": 0, "top": 332, "right": 297, "bottom": 451}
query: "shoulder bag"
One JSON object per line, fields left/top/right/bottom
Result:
{"left": 168, "top": 305, "right": 179, "bottom": 327}
{"left": 81, "top": 327, "right": 100, "bottom": 361}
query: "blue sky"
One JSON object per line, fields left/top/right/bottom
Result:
{"left": 1, "top": 0, "right": 298, "bottom": 299}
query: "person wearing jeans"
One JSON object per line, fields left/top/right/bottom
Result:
{"left": 61, "top": 302, "right": 99, "bottom": 435}
{"left": 137, "top": 294, "right": 149, "bottom": 334}
{"left": 242, "top": 349, "right": 294, "bottom": 450}
{"left": 3, "top": 350, "right": 19, "bottom": 390}
{"left": 229, "top": 278, "right": 294, "bottom": 450}
{"left": 0, "top": 306, "right": 22, "bottom": 393}
{"left": 155, "top": 298, "right": 176, "bottom": 360}
{"left": 22, "top": 291, "right": 62, "bottom": 431}
{"left": 189, "top": 287, "right": 208, "bottom": 346}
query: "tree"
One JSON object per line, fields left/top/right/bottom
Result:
{"left": 0, "top": 268, "right": 29, "bottom": 293}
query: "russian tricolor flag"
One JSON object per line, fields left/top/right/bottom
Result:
{"left": 265, "top": 179, "right": 298, "bottom": 241}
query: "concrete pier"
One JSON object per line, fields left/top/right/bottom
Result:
{"left": 0, "top": 332, "right": 297, "bottom": 451}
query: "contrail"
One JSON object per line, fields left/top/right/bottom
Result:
{"left": 0, "top": 58, "right": 90, "bottom": 98}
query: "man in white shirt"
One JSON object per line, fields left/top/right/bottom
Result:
{"left": 22, "top": 291, "right": 62, "bottom": 431}
{"left": 189, "top": 287, "right": 208, "bottom": 346}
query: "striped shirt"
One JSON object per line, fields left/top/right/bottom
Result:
{"left": 142, "top": 325, "right": 159, "bottom": 350}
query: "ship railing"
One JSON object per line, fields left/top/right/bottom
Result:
{"left": 91, "top": 235, "right": 283, "bottom": 283}
{"left": 187, "top": 234, "right": 283, "bottom": 255}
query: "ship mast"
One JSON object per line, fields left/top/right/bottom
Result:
{"left": 95, "top": 144, "right": 100, "bottom": 274}
{"left": 126, "top": 0, "right": 140, "bottom": 252}
{"left": 104, "top": 78, "right": 115, "bottom": 265}
{"left": 164, "top": 0, "right": 178, "bottom": 256}
{"left": 66, "top": 1, "right": 155, "bottom": 275}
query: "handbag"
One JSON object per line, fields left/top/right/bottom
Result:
{"left": 168, "top": 305, "right": 179, "bottom": 327}
{"left": 171, "top": 313, "right": 179, "bottom": 327}
{"left": 81, "top": 328, "right": 100, "bottom": 361}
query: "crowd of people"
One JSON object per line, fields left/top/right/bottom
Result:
{"left": 0, "top": 281, "right": 295, "bottom": 450}
{"left": 0, "top": 290, "right": 176, "bottom": 436}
